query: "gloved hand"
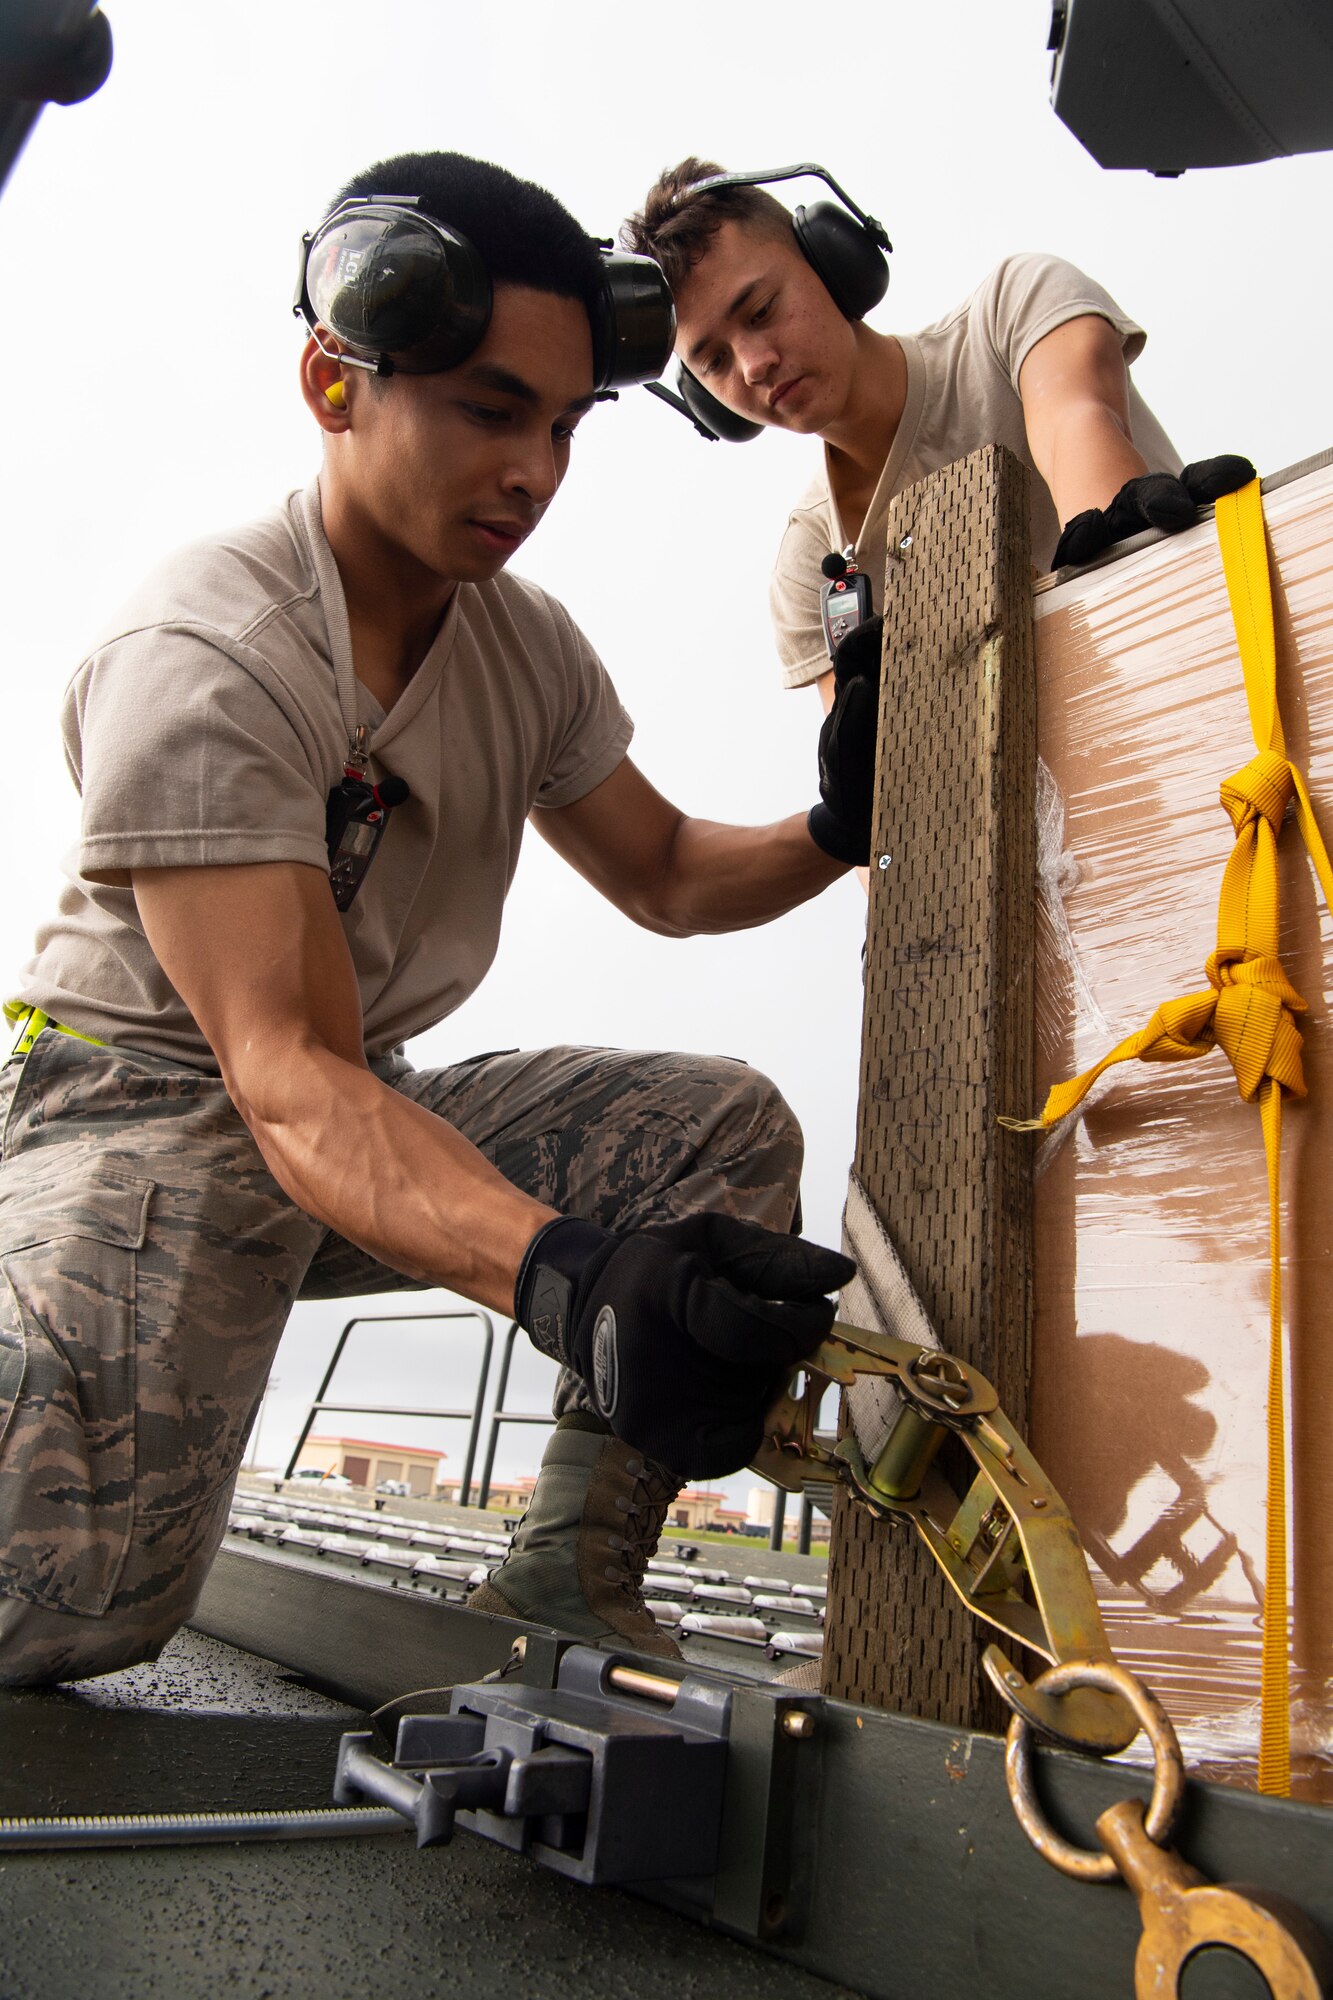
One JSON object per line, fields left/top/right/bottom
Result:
{"left": 808, "top": 612, "right": 884, "bottom": 867}
{"left": 515, "top": 1212, "right": 855, "bottom": 1478}
{"left": 1051, "top": 455, "right": 1256, "bottom": 571}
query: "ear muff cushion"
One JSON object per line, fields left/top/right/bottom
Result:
{"left": 678, "top": 363, "right": 765, "bottom": 444}
{"left": 792, "top": 201, "right": 888, "bottom": 321}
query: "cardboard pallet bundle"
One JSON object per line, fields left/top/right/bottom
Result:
{"left": 1028, "top": 454, "right": 1333, "bottom": 1798}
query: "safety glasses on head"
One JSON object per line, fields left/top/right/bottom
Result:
{"left": 644, "top": 163, "right": 891, "bottom": 444}
{"left": 294, "top": 194, "right": 676, "bottom": 394}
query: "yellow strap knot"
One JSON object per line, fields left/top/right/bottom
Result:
{"left": 1219, "top": 748, "right": 1293, "bottom": 837}
{"left": 1209, "top": 963, "right": 1307, "bottom": 1103}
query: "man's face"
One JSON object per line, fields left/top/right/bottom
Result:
{"left": 672, "top": 218, "right": 858, "bottom": 435}
{"left": 335, "top": 284, "right": 596, "bottom": 586}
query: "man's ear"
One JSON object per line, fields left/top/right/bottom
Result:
{"left": 299, "top": 332, "right": 353, "bottom": 434}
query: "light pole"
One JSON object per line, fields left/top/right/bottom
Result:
{"left": 246, "top": 1376, "right": 281, "bottom": 1471}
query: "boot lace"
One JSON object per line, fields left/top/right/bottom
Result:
{"left": 611, "top": 1458, "right": 678, "bottom": 1603}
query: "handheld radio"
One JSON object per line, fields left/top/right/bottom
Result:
{"left": 326, "top": 727, "right": 411, "bottom": 912}
{"left": 819, "top": 548, "right": 873, "bottom": 658}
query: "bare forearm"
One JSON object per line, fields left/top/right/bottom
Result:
{"left": 645, "top": 812, "right": 847, "bottom": 936}
{"left": 533, "top": 762, "right": 848, "bottom": 940}
{"left": 227, "top": 1037, "right": 554, "bottom": 1315}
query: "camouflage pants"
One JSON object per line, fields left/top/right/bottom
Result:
{"left": 0, "top": 1030, "right": 801, "bottom": 1685}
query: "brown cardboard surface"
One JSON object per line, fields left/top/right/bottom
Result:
{"left": 1030, "top": 463, "right": 1333, "bottom": 1798}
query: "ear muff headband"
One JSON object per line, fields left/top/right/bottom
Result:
{"left": 661, "top": 163, "right": 891, "bottom": 443}
{"left": 689, "top": 162, "right": 891, "bottom": 317}
{"left": 294, "top": 195, "right": 675, "bottom": 391}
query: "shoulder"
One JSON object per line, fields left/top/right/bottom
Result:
{"left": 85, "top": 492, "right": 319, "bottom": 659}
{"left": 977, "top": 253, "right": 1143, "bottom": 358}
{"left": 774, "top": 467, "right": 835, "bottom": 577}
{"left": 66, "top": 492, "right": 340, "bottom": 773}
{"left": 922, "top": 253, "right": 1132, "bottom": 335}
{"left": 917, "top": 253, "right": 1146, "bottom": 383}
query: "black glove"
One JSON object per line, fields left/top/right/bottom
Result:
{"left": 808, "top": 612, "right": 884, "bottom": 866}
{"left": 515, "top": 1212, "right": 855, "bottom": 1479}
{"left": 1051, "top": 455, "right": 1256, "bottom": 571}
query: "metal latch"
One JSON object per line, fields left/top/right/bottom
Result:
{"left": 333, "top": 1640, "right": 821, "bottom": 1935}
{"left": 752, "top": 1319, "right": 1138, "bottom": 1755}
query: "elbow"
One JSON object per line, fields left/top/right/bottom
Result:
{"left": 217, "top": 1028, "right": 350, "bottom": 1150}
{"left": 610, "top": 825, "right": 701, "bottom": 938}
{"left": 218, "top": 1050, "right": 292, "bottom": 1157}
{"left": 620, "top": 888, "right": 699, "bottom": 940}
{"left": 1044, "top": 394, "right": 1134, "bottom": 460}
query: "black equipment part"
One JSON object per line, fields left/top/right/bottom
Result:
{"left": 332, "top": 1638, "right": 812, "bottom": 1921}
{"left": 325, "top": 769, "right": 410, "bottom": 913}
{"left": 0, "top": 1, "right": 112, "bottom": 200}
{"left": 819, "top": 562, "right": 874, "bottom": 659}
{"left": 1049, "top": 0, "right": 1333, "bottom": 174}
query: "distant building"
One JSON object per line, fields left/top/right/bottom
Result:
{"left": 294, "top": 1435, "right": 445, "bottom": 1497}
{"left": 669, "top": 1490, "right": 729, "bottom": 1531}
{"left": 435, "top": 1475, "right": 535, "bottom": 1513}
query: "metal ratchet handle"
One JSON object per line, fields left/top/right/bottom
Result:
{"left": 753, "top": 1322, "right": 1139, "bottom": 1754}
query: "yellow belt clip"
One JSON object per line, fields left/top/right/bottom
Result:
{"left": 5, "top": 1003, "right": 104, "bottom": 1062}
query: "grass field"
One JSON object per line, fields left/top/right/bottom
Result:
{"left": 660, "top": 1526, "right": 829, "bottom": 1555}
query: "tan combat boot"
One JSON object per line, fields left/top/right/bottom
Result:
{"left": 469, "top": 1414, "right": 685, "bottom": 1660}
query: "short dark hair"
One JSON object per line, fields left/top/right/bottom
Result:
{"left": 328, "top": 151, "right": 603, "bottom": 308}
{"left": 621, "top": 157, "right": 793, "bottom": 294}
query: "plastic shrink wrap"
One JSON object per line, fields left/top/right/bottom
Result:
{"left": 1029, "top": 455, "right": 1332, "bottom": 1799}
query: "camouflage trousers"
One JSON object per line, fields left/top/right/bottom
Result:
{"left": 0, "top": 1030, "right": 802, "bottom": 1687}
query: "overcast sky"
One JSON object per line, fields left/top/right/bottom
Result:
{"left": 2, "top": 1, "right": 1330, "bottom": 1501}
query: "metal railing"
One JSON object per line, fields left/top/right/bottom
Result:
{"left": 283, "top": 1309, "right": 495, "bottom": 1505}
{"left": 475, "top": 1320, "right": 556, "bottom": 1509}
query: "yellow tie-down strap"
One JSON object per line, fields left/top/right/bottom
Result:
{"left": 1003, "top": 480, "right": 1333, "bottom": 1796}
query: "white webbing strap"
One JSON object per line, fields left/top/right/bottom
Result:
{"left": 840, "top": 1172, "right": 941, "bottom": 1465}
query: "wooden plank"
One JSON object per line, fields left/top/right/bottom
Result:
{"left": 821, "top": 444, "right": 1036, "bottom": 1727}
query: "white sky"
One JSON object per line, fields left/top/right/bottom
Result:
{"left": 1, "top": 0, "right": 1330, "bottom": 1502}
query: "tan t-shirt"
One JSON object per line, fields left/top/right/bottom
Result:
{"left": 770, "top": 252, "right": 1182, "bottom": 689}
{"left": 16, "top": 479, "right": 633, "bottom": 1068}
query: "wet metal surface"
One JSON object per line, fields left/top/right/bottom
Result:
{"left": 0, "top": 1835, "right": 865, "bottom": 2000}
{"left": 0, "top": 1628, "right": 860, "bottom": 2000}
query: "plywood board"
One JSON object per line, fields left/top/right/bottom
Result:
{"left": 821, "top": 445, "right": 1035, "bottom": 1728}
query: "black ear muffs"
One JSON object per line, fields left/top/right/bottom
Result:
{"left": 648, "top": 163, "right": 891, "bottom": 443}
{"left": 673, "top": 196, "right": 888, "bottom": 442}
{"left": 296, "top": 198, "right": 675, "bottom": 390}
{"left": 588, "top": 249, "right": 676, "bottom": 392}
{"left": 792, "top": 201, "right": 889, "bottom": 321}
{"left": 296, "top": 199, "right": 493, "bottom": 375}
{"left": 676, "top": 364, "right": 765, "bottom": 443}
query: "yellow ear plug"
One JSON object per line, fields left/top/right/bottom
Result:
{"left": 325, "top": 380, "right": 347, "bottom": 410}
